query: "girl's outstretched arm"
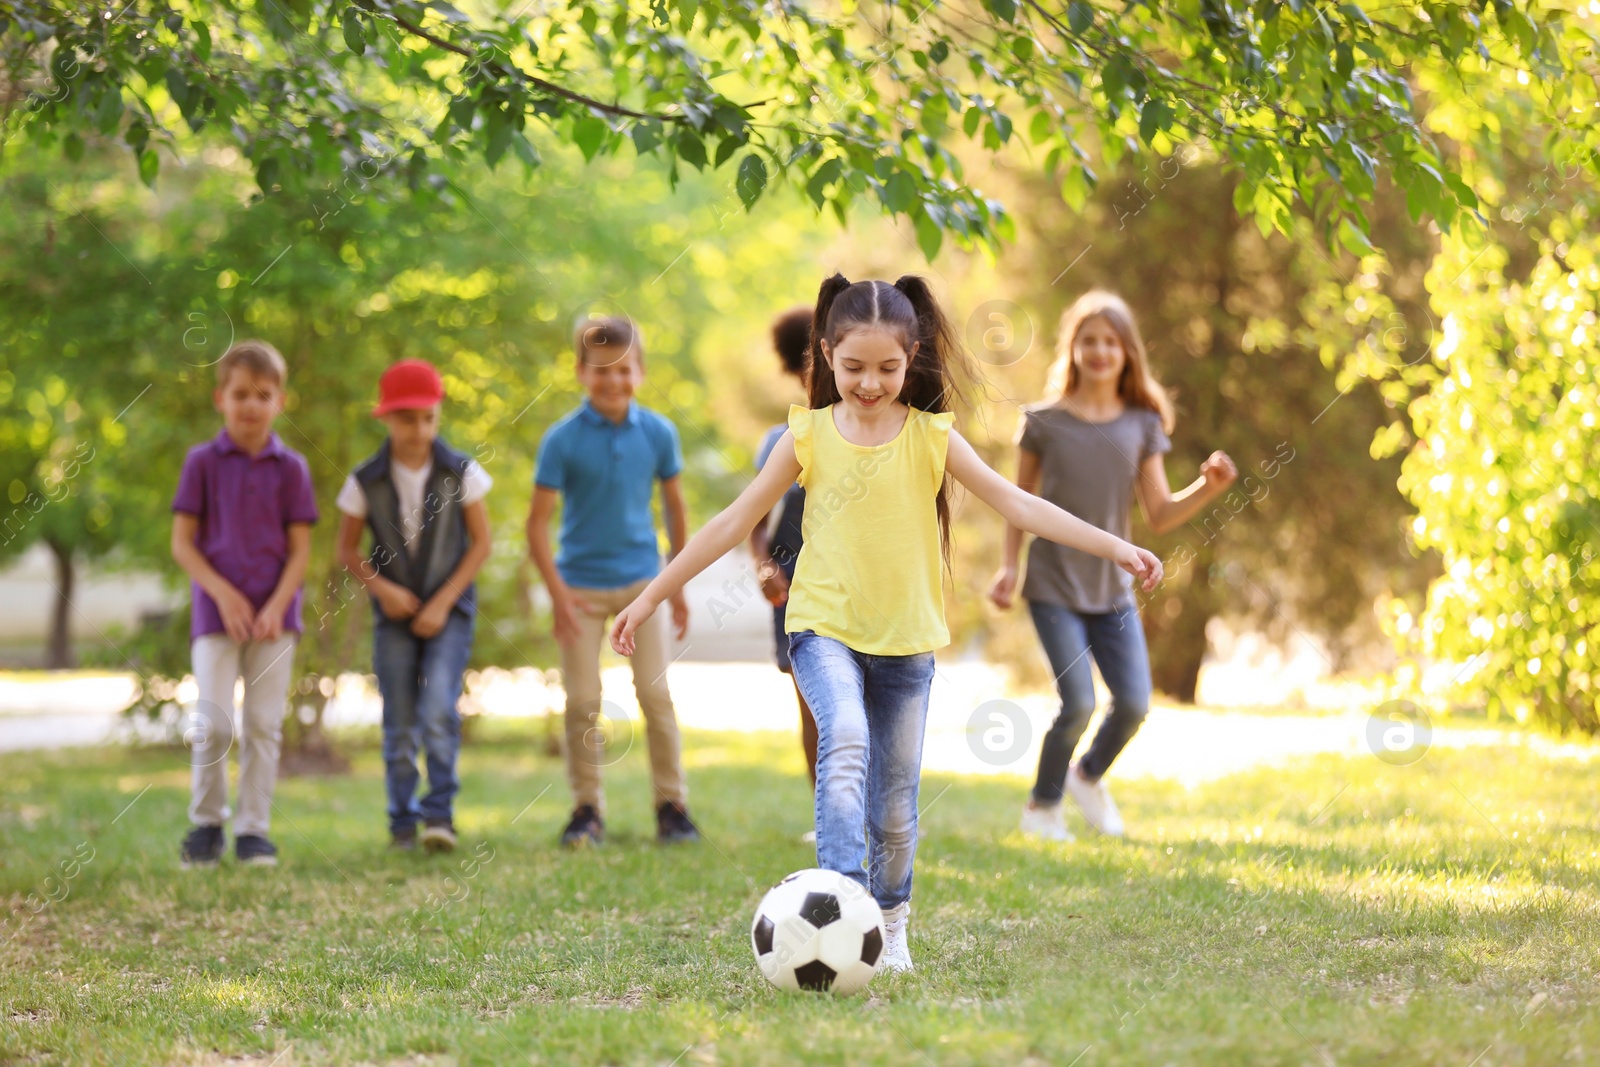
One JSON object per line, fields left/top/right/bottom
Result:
{"left": 945, "top": 429, "right": 1164, "bottom": 592}
{"left": 1134, "top": 451, "right": 1238, "bottom": 534}
{"left": 610, "top": 432, "right": 803, "bottom": 655}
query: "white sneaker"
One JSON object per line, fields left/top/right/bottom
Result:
{"left": 801, "top": 829, "right": 816, "bottom": 843}
{"left": 1019, "top": 800, "right": 1074, "bottom": 842}
{"left": 880, "top": 903, "right": 913, "bottom": 973}
{"left": 1066, "top": 763, "right": 1125, "bottom": 837}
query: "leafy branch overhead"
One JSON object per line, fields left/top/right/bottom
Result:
{"left": 1, "top": 0, "right": 1583, "bottom": 256}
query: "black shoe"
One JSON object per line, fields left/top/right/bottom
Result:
{"left": 560, "top": 805, "right": 604, "bottom": 848}
{"left": 421, "top": 819, "right": 457, "bottom": 853}
{"left": 180, "top": 825, "right": 225, "bottom": 869}
{"left": 390, "top": 826, "right": 418, "bottom": 851}
{"left": 235, "top": 834, "right": 279, "bottom": 867}
{"left": 656, "top": 802, "right": 700, "bottom": 844}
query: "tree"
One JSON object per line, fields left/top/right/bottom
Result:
{"left": 0, "top": 134, "right": 822, "bottom": 670}
{"left": 958, "top": 151, "right": 1437, "bottom": 702}
{"left": 2, "top": 0, "right": 1577, "bottom": 257}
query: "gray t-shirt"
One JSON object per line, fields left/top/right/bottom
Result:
{"left": 1018, "top": 403, "right": 1171, "bottom": 613}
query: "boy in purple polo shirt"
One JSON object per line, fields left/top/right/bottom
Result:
{"left": 171, "top": 340, "right": 319, "bottom": 868}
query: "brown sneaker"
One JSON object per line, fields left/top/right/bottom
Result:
{"left": 420, "top": 819, "right": 457, "bottom": 853}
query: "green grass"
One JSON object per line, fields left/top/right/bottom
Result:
{"left": 3, "top": 718, "right": 1599, "bottom": 1066}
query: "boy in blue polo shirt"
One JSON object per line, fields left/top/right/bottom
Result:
{"left": 527, "top": 316, "right": 698, "bottom": 847}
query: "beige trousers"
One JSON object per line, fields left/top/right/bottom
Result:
{"left": 559, "top": 577, "right": 685, "bottom": 813}
{"left": 188, "top": 633, "right": 297, "bottom": 836}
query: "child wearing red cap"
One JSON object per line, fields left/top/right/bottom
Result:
{"left": 335, "top": 359, "right": 493, "bottom": 852}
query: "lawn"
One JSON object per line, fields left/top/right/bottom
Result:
{"left": 3, "top": 717, "right": 1598, "bottom": 1066}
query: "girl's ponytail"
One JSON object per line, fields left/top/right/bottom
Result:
{"left": 891, "top": 275, "right": 970, "bottom": 415}
{"left": 807, "top": 272, "right": 853, "bottom": 408}
{"left": 891, "top": 274, "right": 976, "bottom": 571}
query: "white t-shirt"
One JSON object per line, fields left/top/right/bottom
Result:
{"left": 336, "top": 458, "right": 492, "bottom": 550}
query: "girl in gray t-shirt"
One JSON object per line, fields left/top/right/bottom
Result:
{"left": 990, "top": 290, "right": 1238, "bottom": 841}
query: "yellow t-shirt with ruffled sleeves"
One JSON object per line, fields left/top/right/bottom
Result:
{"left": 783, "top": 403, "right": 954, "bottom": 656}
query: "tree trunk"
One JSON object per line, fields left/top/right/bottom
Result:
{"left": 44, "top": 536, "right": 76, "bottom": 669}
{"left": 1143, "top": 540, "right": 1220, "bottom": 704}
{"left": 1146, "top": 597, "right": 1211, "bottom": 703}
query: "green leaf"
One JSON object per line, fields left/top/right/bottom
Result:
{"left": 1138, "top": 98, "right": 1171, "bottom": 145}
{"left": 714, "top": 132, "right": 746, "bottom": 169}
{"left": 486, "top": 117, "right": 513, "bottom": 167}
{"left": 164, "top": 69, "right": 190, "bottom": 113}
{"left": 806, "top": 157, "right": 841, "bottom": 207}
{"left": 62, "top": 132, "right": 83, "bottom": 162}
{"left": 1442, "top": 171, "right": 1478, "bottom": 210}
{"left": 631, "top": 120, "right": 661, "bottom": 155}
{"left": 1338, "top": 217, "right": 1374, "bottom": 256}
{"left": 342, "top": 8, "right": 366, "bottom": 55}
{"left": 573, "top": 115, "right": 607, "bottom": 162}
{"left": 1067, "top": 0, "right": 1093, "bottom": 33}
{"left": 93, "top": 87, "right": 123, "bottom": 135}
{"left": 676, "top": 132, "right": 706, "bottom": 170}
{"left": 192, "top": 20, "right": 212, "bottom": 64}
{"left": 882, "top": 170, "right": 916, "bottom": 213}
{"left": 427, "top": 2, "right": 471, "bottom": 23}
{"left": 986, "top": 0, "right": 1017, "bottom": 21}
{"left": 511, "top": 131, "right": 540, "bottom": 167}
{"left": 963, "top": 105, "right": 982, "bottom": 137}
{"left": 736, "top": 153, "right": 767, "bottom": 208}
{"left": 138, "top": 148, "right": 160, "bottom": 188}
{"left": 915, "top": 210, "right": 943, "bottom": 260}
{"left": 1030, "top": 110, "right": 1052, "bottom": 145}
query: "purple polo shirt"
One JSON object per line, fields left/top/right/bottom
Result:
{"left": 172, "top": 430, "right": 320, "bottom": 640}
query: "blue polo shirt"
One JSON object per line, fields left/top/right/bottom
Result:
{"left": 534, "top": 399, "right": 684, "bottom": 589}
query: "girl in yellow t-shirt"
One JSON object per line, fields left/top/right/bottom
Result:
{"left": 610, "top": 273, "right": 1163, "bottom": 973}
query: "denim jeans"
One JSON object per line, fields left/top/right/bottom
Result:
{"left": 373, "top": 610, "right": 474, "bottom": 833}
{"left": 788, "top": 630, "right": 935, "bottom": 911}
{"left": 1028, "top": 599, "right": 1152, "bottom": 802}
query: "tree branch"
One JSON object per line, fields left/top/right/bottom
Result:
{"left": 387, "top": 14, "right": 685, "bottom": 124}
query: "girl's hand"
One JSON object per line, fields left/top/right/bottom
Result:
{"left": 1117, "top": 544, "right": 1164, "bottom": 592}
{"left": 668, "top": 590, "right": 690, "bottom": 642}
{"left": 988, "top": 566, "right": 1019, "bottom": 610}
{"left": 1200, "top": 450, "right": 1238, "bottom": 491}
{"left": 609, "top": 597, "right": 659, "bottom": 657}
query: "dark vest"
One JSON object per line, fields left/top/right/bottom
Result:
{"left": 354, "top": 437, "right": 477, "bottom": 618}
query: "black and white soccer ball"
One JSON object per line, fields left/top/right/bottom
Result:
{"left": 750, "top": 868, "right": 885, "bottom": 995}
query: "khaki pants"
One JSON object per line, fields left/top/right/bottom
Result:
{"left": 560, "top": 578, "right": 685, "bottom": 813}
{"left": 189, "top": 633, "right": 298, "bottom": 836}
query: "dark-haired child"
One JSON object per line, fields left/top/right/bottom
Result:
{"left": 608, "top": 274, "right": 1164, "bottom": 971}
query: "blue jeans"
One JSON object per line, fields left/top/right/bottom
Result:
{"left": 788, "top": 630, "right": 935, "bottom": 911}
{"left": 1028, "top": 599, "right": 1152, "bottom": 801}
{"left": 373, "top": 611, "right": 474, "bottom": 833}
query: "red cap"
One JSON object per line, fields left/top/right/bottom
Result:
{"left": 373, "top": 359, "right": 444, "bottom": 416}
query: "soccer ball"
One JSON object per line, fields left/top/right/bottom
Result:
{"left": 750, "top": 868, "right": 885, "bottom": 995}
